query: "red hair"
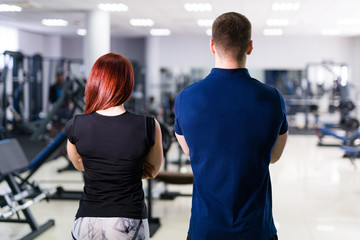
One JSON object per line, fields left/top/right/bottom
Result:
{"left": 84, "top": 53, "right": 134, "bottom": 114}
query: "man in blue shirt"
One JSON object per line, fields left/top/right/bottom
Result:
{"left": 174, "top": 12, "right": 288, "bottom": 240}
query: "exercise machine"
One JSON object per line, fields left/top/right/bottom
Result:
{"left": 10, "top": 79, "right": 73, "bottom": 141}
{"left": 2, "top": 129, "right": 82, "bottom": 201}
{"left": 25, "top": 129, "right": 83, "bottom": 200}
{"left": 317, "top": 100, "right": 360, "bottom": 146}
{"left": 1, "top": 51, "right": 43, "bottom": 127}
{"left": 0, "top": 138, "right": 56, "bottom": 240}
{"left": 308, "top": 62, "right": 360, "bottom": 146}
{"left": 1, "top": 51, "right": 85, "bottom": 141}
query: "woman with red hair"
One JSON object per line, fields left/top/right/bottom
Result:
{"left": 65, "top": 52, "right": 163, "bottom": 240}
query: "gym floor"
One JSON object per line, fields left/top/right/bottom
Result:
{"left": 1, "top": 134, "right": 360, "bottom": 240}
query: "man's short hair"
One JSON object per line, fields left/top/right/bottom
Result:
{"left": 212, "top": 12, "right": 252, "bottom": 61}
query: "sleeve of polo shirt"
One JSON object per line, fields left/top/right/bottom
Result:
{"left": 174, "top": 92, "right": 183, "bottom": 135}
{"left": 276, "top": 89, "right": 288, "bottom": 135}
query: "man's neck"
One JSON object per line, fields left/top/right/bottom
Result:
{"left": 214, "top": 55, "right": 246, "bottom": 69}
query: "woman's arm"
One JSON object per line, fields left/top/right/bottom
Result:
{"left": 142, "top": 119, "right": 163, "bottom": 179}
{"left": 66, "top": 140, "right": 84, "bottom": 171}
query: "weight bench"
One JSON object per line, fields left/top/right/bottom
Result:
{"left": 0, "top": 138, "right": 56, "bottom": 240}
{"left": 14, "top": 129, "right": 83, "bottom": 200}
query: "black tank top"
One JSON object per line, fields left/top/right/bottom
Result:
{"left": 65, "top": 111, "right": 155, "bottom": 219}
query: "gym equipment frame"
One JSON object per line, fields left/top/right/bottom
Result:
{"left": 0, "top": 139, "right": 56, "bottom": 240}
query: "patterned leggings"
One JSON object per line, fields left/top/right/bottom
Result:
{"left": 71, "top": 217, "right": 149, "bottom": 240}
{"left": 187, "top": 234, "right": 278, "bottom": 240}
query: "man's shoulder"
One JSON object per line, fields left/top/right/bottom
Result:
{"left": 182, "top": 72, "right": 217, "bottom": 93}
{"left": 177, "top": 80, "right": 203, "bottom": 99}
{"left": 249, "top": 77, "right": 280, "bottom": 95}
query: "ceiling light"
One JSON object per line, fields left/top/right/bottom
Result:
{"left": 150, "top": 28, "right": 171, "bottom": 36}
{"left": 98, "top": 3, "right": 128, "bottom": 12}
{"left": 206, "top": 28, "right": 212, "bottom": 36}
{"left": 266, "top": 19, "right": 289, "bottom": 27}
{"left": 130, "top": 19, "right": 154, "bottom": 27}
{"left": 321, "top": 29, "right": 341, "bottom": 36}
{"left": 184, "top": 3, "right": 212, "bottom": 12}
{"left": 77, "top": 29, "right": 87, "bottom": 36}
{"left": 197, "top": 19, "right": 214, "bottom": 27}
{"left": 272, "top": 2, "right": 300, "bottom": 11}
{"left": 337, "top": 19, "right": 360, "bottom": 25}
{"left": 263, "top": 28, "right": 284, "bottom": 36}
{"left": 0, "top": 4, "right": 22, "bottom": 12}
{"left": 41, "top": 19, "right": 68, "bottom": 27}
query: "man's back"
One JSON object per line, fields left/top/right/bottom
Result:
{"left": 174, "top": 68, "right": 288, "bottom": 239}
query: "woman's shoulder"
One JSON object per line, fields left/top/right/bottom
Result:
{"left": 126, "top": 111, "right": 154, "bottom": 120}
{"left": 67, "top": 113, "right": 93, "bottom": 125}
{"left": 73, "top": 113, "right": 93, "bottom": 121}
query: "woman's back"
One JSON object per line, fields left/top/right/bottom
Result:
{"left": 65, "top": 111, "right": 155, "bottom": 219}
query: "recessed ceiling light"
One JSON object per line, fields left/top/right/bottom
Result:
{"left": 150, "top": 28, "right": 171, "bottom": 36}
{"left": 272, "top": 2, "right": 300, "bottom": 11}
{"left": 98, "top": 3, "right": 128, "bottom": 12}
{"left": 263, "top": 28, "right": 284, "bottom": 36}
{"left": 266, "top": 19, "right": 289, "bottom": 27}
{"left": 130, "top": 19, "right": 154, "bottom": 27}
{"left": 77, "top": 28, "right": 87, "bottom": 36}
{"left": 197, "top": 19, "right": 214, "bottom": 27}
{"left": 206, "top": 28, "right": 212, "bottom": 36}
{"left": 41, "top": 19, "right": 68, "bottom": 27}
{"left": 184, "top": 3, "right": 212, "bottom": 12}
{"left": 321, "top": 29, "right": 341, "bottom": 36}
{"left": 0, "top": 4, "right": 22, "bottom": 12}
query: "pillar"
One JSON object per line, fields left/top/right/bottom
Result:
{"left": 145, "top": 36, "right": 161, "bottom": 104}
{"left": 83, "top": 10, "right": 110, "bottom": 77}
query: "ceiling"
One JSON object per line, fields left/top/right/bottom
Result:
{"left": 0, "top": 0, "right": 360, "bottom": 38}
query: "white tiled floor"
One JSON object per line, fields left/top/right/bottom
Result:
{"left": 1, "top": 134, "right": 360, "bottom": 240}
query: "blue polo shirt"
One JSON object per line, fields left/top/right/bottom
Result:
{"left": 174, "top": 68, "right": 288, "bottom": 240}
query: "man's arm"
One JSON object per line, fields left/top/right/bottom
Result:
{"left": 175, "top": 133, "right": 189, "bottom": 156}
{"left": 271, "top": 131, "right": 288, "bottom": 164}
